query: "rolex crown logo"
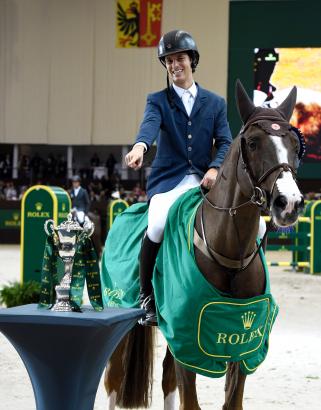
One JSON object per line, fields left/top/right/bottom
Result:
{"left": 241, "top": 311, "right": 256, "bottom": 330}
{"left": 62, "top": 203, "right": 66, "bottom": 211}
{"left": 13, "top": 213, "right": 19, "bottom": 221}
{"left": 35, "top": 202, "right": 43, "bottom": 211}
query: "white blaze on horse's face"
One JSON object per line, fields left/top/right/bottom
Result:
{"left": 270, "top": 135, "right": 303, "bottom": 226}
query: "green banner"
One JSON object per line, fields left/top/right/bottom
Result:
{"left": 0, "top": 209, "right": 21, "bottom": 229}
{"left": 21, "top": 185, "right": 71, "bottom": 284}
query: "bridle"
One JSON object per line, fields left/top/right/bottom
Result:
{"left": 198, "top": 115, "right": 304, "bottom": 272}
{"left": 202, "top": 115, "right": 300, "bottom": 215}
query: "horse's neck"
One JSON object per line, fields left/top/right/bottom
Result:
{"left": 204, "top": 144, "right": 260, "bottom": 260}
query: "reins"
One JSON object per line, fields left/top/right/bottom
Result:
{"left": 197, "top": 124, "right": 297, "bottom": 273}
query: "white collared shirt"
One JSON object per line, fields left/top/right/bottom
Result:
{"left": 74, "top": 186, "right": 81, "bottom": 197}
{"left": 173, "top": 82, "right": 197, "bottom": 117}
{"left": 172, "top": 82, "right": 197, "bottom": 102}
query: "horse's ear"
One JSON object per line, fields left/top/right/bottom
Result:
{"left": 235, "top": 79, "right": 256, "bottom": 124}
{"left": 276, "top": 86, "right": 297, "bottom": 121}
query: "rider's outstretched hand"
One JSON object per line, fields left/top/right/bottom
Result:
{"left": 125, "top": 145, "right": 145, "bottom": 170}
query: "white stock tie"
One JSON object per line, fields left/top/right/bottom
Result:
{"left": 182, "top": 91, "right": 193, "bottom": 117}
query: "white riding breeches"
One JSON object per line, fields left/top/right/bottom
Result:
{"left": 147, "top": 174, "right": 201, "bottom": 243}
{"left": 258, "top": 216, "right": 266, "bottom": 240}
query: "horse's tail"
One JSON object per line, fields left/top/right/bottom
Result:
{"left": 117, "top": 323, "right": 155, "bottom": 408}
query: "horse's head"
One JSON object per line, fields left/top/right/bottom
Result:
{"left": 235, "top": 80, "right": 305, "bottom": 227}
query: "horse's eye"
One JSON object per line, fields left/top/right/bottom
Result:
{"left": 248, "top": 141, "right": 257, "bottom": 151}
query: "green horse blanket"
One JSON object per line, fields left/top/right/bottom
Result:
{"left": 101, "top": 187, "right": 278, "bottom": 377}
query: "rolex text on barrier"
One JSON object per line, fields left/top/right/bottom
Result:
{"left": 21, "top": 185, "right": 71, "bottom": 284}
{"left": 39, "top": 213, "right": 103, "bottom": 312}
{"left": 0, "top": 206, "right": 20, "bottom": 244}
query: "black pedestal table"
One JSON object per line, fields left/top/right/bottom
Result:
{"left": 0, "top": 304, "right": 144, "bottom": 410}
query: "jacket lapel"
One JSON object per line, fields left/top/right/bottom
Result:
{"left": 170, "top": 86, "right": 188, "bottom": 117}
{"left": 190, "top": 84, "right": 207, "bottom": 119}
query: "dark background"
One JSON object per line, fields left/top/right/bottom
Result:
{"left": 228, "top": 0, "right": 321, "bottom": 187}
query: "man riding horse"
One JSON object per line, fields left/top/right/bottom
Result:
{"left": 104, "top": 34, "right": 305, "bottom": 405}
{"left": 125, "top": 29, "right": 232, "bottom": 325}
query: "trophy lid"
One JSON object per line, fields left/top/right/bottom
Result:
{"left": 56, "top": 213, "right": 83, "bottom": 233}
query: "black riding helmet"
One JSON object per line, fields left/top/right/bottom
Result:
{"left": 158, "top": 30, "right": 199, "bottom": 72}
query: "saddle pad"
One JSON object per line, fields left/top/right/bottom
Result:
{"left": 153, "top": 187, "right": 278, "bottom": 377}
{"left": 101, "top": 187, "right": 278, "bottom": 377}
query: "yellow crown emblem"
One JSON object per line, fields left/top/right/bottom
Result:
{"left": 35, "top": 202, "right": 43, "bottom": 211}
{"left": 241, "top": 311, "right": 256, "bottom": 330}
{"left": 62, "top": 203, "right": 66, "bottom": 211}
{"left": 13, "top": 213, "right": 19, "bottom": 221}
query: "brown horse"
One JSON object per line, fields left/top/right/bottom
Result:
{"left": 104, "top": 80, "right": 304, "bottom": 409}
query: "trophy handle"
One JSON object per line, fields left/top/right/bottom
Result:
{"left": 44, "top": 219, "right": 55, "bottom": 236}
{"left": 83, "top": 220, "right": 95, "bottom": 238}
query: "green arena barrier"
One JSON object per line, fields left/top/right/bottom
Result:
{"left": 20, "top": 185, "right": 71, "bottom": 283}
{"left": 108, "top": 199, "right": 129, "bottom": 229}
{"left": 264, "top": 200, "right": 321, "bottom": 274}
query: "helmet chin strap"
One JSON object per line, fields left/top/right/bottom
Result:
{"left": 166, "top": 73, "right": 175, "bottom": 108}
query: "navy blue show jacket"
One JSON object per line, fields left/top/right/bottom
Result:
{"left": 135, "top": 84, "right": 232, "bottom": 199}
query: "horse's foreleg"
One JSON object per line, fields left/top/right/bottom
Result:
{"left": 175, "top": 361, "right": 201, "bottom": 410}
{"left": 104, "top": 335, "right": 127, "bottom": 410}
{"left": 162, "top": 347, "right": 177, "bottom": 409}
{"left": 223, "top": 362, "right": 246, "bottom": 410}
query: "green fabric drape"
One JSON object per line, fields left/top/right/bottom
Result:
{"left": 39, "top": 235, "right": 60, "bottom": 307}
{"left": 101, "top": 202, "right": 148, "bottom": 308}
{"left": 100, "top": 187, "right": 278, "bottom": 377}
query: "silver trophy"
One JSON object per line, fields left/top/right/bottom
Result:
{"left": 44, "top": 213, "right": 94, "bottom": 312}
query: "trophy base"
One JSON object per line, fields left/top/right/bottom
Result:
{"left": 51, "top": 283, "right": 81, "bottom": 312}
{"left": 51, "top": 300, "right": 75, "bottom": 312}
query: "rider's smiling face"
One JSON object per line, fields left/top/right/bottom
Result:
{"left": 165, "top": 52, "right": 193, "bottom": 89}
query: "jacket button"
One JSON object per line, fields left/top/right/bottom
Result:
{"left": 188, "top": 146, "right": 192, "bottom": 152}
{"left": 188, "top": 134, "right": 192, "bottom": 139}
{"left": 188, "top": 121, "right": 192, "bottom": 126}
{"left": 189, "top": 160, "right": 192, "bottom": 164}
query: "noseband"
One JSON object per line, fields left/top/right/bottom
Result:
{"left": 198, "top": 115, "right": 304, "bottom": 272}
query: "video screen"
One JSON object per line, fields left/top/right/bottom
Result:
{"left": 254, "top": 48, "right": 321, "bottom": 162}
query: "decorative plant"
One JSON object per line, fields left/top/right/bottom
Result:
{"left": 0, "top": 281, "right": 41, "bottom": 308}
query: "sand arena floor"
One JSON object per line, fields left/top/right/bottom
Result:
{"left": 0, "top": 246, "right": 320, "bottom": 409}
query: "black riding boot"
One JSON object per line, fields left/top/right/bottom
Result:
{"left": 139, "top": 234, "right": 161, "bottom": 326}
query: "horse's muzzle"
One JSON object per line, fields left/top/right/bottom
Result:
{"left": 271, "top": 194, "right": 304, "bottom": 226}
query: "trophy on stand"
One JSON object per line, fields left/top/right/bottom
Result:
{"left": 42, "top": 214, "right": 96, "bottom": 312}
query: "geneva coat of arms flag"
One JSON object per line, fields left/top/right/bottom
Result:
{"left": 116, "top": 0, "right": 163, "bottom": 48}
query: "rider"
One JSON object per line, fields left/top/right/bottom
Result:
{"left": 125, "top": 30, "right": 232, "bottom": 325}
